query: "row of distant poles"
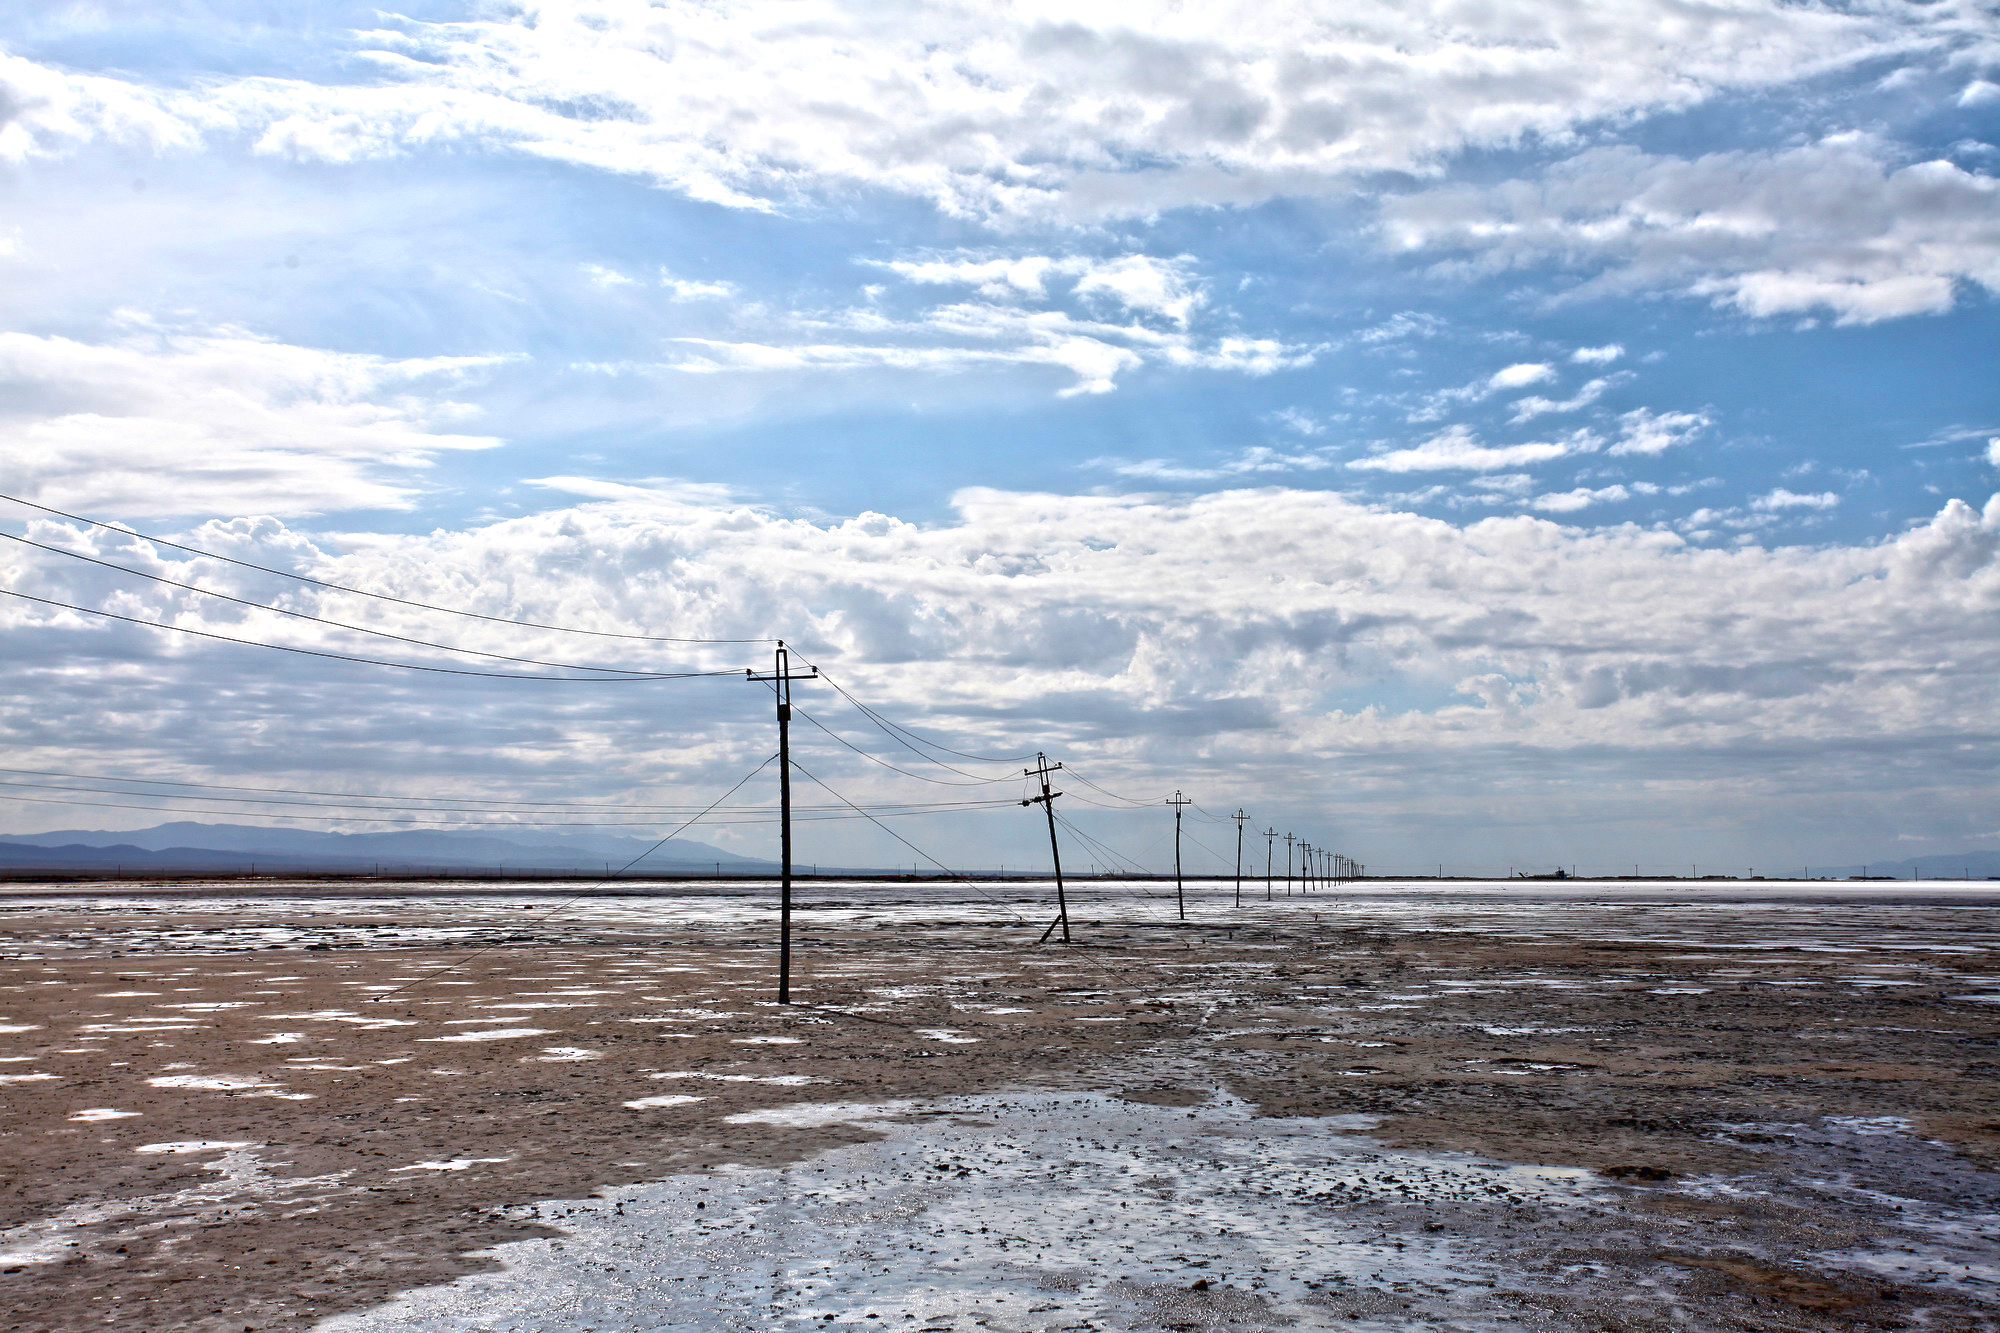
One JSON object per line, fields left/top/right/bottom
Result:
{"left": 750, "top": 641, "right": 1359, "bottom": 1003}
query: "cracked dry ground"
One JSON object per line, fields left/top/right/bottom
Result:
{"left": 0, "top": 886, "right": 1996, "bottom": 1331}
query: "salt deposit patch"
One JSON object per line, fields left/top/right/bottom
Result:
{"left": 621, "top": 1095, "right": 705, "bottom": 1111}
{"left": 649, "top": 1071, "right": 825, "bottom": 1086}
{"left": 393, "top": 1158, "right": 513, "bottom": 1172}
{"left": 0, "top": 1142, "right": 344, "bottom": 1268}
{"left": 147, "top": 1074, "right": 275, "bottom": 1091}
{"left": 721, "top": 1100, "right": 917, "bottom": 1128}
{"left": 419, "top": 1028, "right": 553, "bottom": 1043}
{"left": 317, "top": 1092, "right": 1644, "bottom": 1333}
{"left": 68, "top": 1108, "right": 140, "bottom": 1121}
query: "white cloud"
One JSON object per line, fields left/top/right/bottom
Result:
{"left": 1384, "top": 138, "right": 2000, "bottom": 323}
{"left": 1754, "top": 487, "right": 1841, "bottom": 510}
{"left": 1348, "top": 424, "right": 1598, "bottom": 473}
{"left": 1529, "top": 484, "right": 1633, "bottom": 512}
{"left": 1571, "top": 344, "right": 1624, "bottom": 364}
{"left": 0, "top": 2, "right": 1957, "bottom": 223}
{"left": 1987, "top": 436, "right": 2000, "bottom": 468}
{"left": 667, "top": 252, "right": 1310, "bottom": 395}
{"left": 1071, "top": 256, "right": 1203, "bottom": 328}
{"left": 1508, "top": 374, "right": 1621, "bottom": 422}
{"left": 1489, "top": 362, "right": 1555, "bottom": 391}
{"left": 0, "top": 322, "right": 504, "bottom": 516}
{"left": 1608, "top": 408, "right": 1709, "bottom": 457}
{"left": 660, "top": 274, "right": 737, "bottom": 301}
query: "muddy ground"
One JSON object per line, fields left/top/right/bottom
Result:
{"left": 0, "top": 880, "right": 1995, "bottom": 1331}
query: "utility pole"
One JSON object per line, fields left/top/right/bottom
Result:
{"left": 1284, "top": 832, "right": 1295, "bottom": 896}
{"left": 1022, "top": 753, "right": 1070, "bottom": 944}
{"left": 1168, "top": 791, "right": 1192, "bottom": 920}
{"left": 1300, "top": 842, "right": 1312, "bottom": 893}
{"left": 1264, "top": 828, "right": 1276, "bottom": 901}
{"left": 747, "top": 641, "right": 817, "bottom": 1004}
{"left": 1232, "top": 809, "right": 1249, "bottom": 908}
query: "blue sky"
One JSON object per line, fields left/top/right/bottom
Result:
{"left": 1, "top": 0, "right": 1996, "bottom": 873}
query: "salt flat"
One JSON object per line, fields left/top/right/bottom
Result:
{"left": 0, "top": 879, "right": 1995, "bottom": 1331}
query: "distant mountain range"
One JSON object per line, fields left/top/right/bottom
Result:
{"left": 0, "top": 821, "right": 773, "bottom": 874}
{"left": 1810, "top": 850, "right": 2000, "bottom": 879}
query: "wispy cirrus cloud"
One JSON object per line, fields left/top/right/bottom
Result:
{"left": 665, "top": 251, "right": 1314, "bottom": 395}
{"left": 0, "top": 320, "right": 505, "bottom": 516}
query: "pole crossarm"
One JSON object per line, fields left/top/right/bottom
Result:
{"left": 1024, "top": 754, "right": 1072, "bottom": 943}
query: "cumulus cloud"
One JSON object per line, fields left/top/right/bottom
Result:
{"left": 0, "top": 322, "right": 504, "bottom": 516}
{"left": 0, "top": 1, "right": 1957, "bottom": 223}
{"left": 1608, "top": 408, "right": 1709, "bottom": 457}
{"left": 5, "top": 483, "right": 1999, "bottom": 860}
{"left": 1384, "top": 138, "right": 2000, "bottom": 324}
{"left": 1571, "top": 344, "right": 1624, "bottom": 364}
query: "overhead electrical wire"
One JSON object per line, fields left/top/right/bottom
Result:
{"left": 365, "top": 753, "right": 784, "bottom": 1002}
{"left": 788, "top": 758, "right": 1149, "bottom": 990}
{"left": 789, "top": 705, "right": 1016, "bottom": 788}
{"left": 0, "top": 774, "right": 1016, "bottom": 819}
{"left": 0, "top": 785, "right": 1018, "bottom": 827}
{"left": 0, "top": 585, "right": 744, "bottom": 682}
{"left": 0, "top": 764, "right": 999, "bottom": 813}
{"left": 0, "top": 530, "right": 717, "bottom": 678}
{"left": 0, "top": 490, "right": 773, "bottom": 644}
{"left": 809, "top": 666, "right": 1036, "bottom": 765}
{"left": 1060, "top": 767, "right": 1171, "bottom": 807}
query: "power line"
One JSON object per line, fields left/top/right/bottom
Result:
{"left": 790, "top": 704, "right": 1016, "bottom": 788}
{"left": 365, "top": 753, "right": 782, "bottom": 1002}
{"left": 0, "top": 491, "right": 772, "bottom": 645}
{"left": 811, "top": 667, "right": 1036, "bottom": 765}
{"left": 0, "top": 585, "right": 745, "bottom": 682}
{"left": 0, "top": 764, "right": 1007, "bottom": 812}
{"left": 788, "top": 757, "right": 1147, "bottom": 993}
{"left": 1, "top": 530, "right": 714, "bottom": 678}
{"left": 0, "top": 785, "right": 1017, "bottom": 826}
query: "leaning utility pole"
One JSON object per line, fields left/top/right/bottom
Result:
{"left": 1022, "top": 753, "right": 1070, "bottom": 944}
{"left": 1168, "top": 790, "right": 1192, "bottom": 920}
{"left": 1284, "top": 832, "right": 1296, "bottom": 896}
{"left": 1232, "top": 809, "right": 1249, "bottom": 908}
{"left": 748, "top": 641, "right": 817, "bottom": 1005}
{"left": 1264, "top": 827, "right": 1277, "bottom": 901}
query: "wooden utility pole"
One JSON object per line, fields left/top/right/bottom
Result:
{"left": 1264, "top": 827, "right": 1276, "bottom": 901}
{"left": 1302, "top": 841, "right": 1313, "bottom": 893}
{"left": 747, "top": 641, "right": 817, "bottom": 1004}
{"left": 1022, "top": 753, "right": 1070, "bottom": 943}
{"left": 1168, "top": 791, "right": 1192, "bottom": 920}
{"left": 1232, "top": 809, "right": 1249, "bottom": 908}
{"left": 1284, "top": 832, "right": 1296, "bottom": 896}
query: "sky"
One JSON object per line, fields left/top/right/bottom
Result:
{"left": 0, "top": 0, "right": 1996, "bottom": 876}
